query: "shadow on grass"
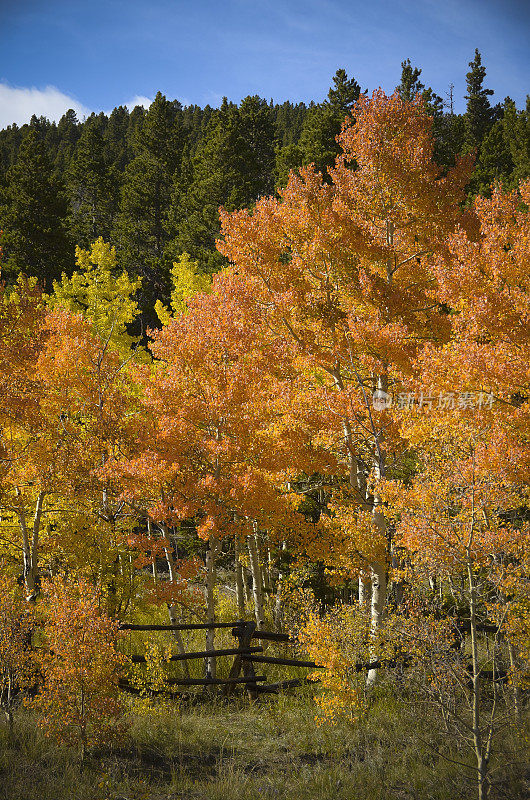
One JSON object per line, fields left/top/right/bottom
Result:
{"left": 0, "top": 691, "right": 528, "bottom": 800}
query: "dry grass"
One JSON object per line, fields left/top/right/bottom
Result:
{"left": 1, "top": 686, "right": 528, "bottom": 800}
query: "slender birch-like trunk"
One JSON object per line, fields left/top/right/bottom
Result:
{"left": 263, "top": 536, "right": 272, "bottom": 594}
{"left": 467, "top": 552, "right": 489, "bottom": 800}
{"left": 365, "top": 221, "right": 396, "bottom": 684}
{"left": 146, "top": 518, "right": 158, "bottom": 587}
{"left": 334, "top": 361, "right": 390, "bottom": 686}
{"left": 234, "top": 535, "right": 245, "bottom": 618}
{"left": 16, "top": 489, "right": 45, "bottom": 602}
{"left": 247, "top": 529, "right": 265, "bottom": 628}
{"left": 358, "top": 572, "right": 371, "bottom": 610}
{"left": 507, "top": 640, "right": 521, "bottom": 723}
{"left": 205, "top": 537, "right": 218, "bottom": 678}
{"left": 274, "top": 541, "right": 287, "bottom": 631}
{"left": 159, "top": 520, "right": 190, "bottom": 677}
{"left": 5, "top": 675, "right": 14, "bottom": 740}
{"left": 366, "top": 448, "right": 389, "bottom": 686}
{"left": 242, "top": 566, "right": 250, "bottom": 606}
{"left": 466, "top": 455, "right": 492, "bottom": 800}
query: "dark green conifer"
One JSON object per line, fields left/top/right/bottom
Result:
{"left": 168, "top": 95, "right": 275, "bottom": 272}
{"left": 326, "top": 68, "right": 361, "bottom": 113}
{"left": 112, "top": 93, "right": 185, "bottom": 311}
{"left": 396, "top": 59, "right": 425, "bottom": 101}
{"left": 103, "top": 105, "right": 130, "bottom": 172}
{"left": 472, "top": 116, "right": 514, "bottom": 195}
{"left": 0, "top": 129, "right": 72, "bottom": 287}
{"left": 464, "top": 49, "right": 494, "bottom": 151}
{"left": 296, "top": 69, "right": 361, "bottom": 181}
{"left": 502, "top": 96, "right": 530, "bottom": 185}
{"left": 54, "top": 109, "right": 80, "bottom": 173}
{"left": 67, "top": 117, "right": 114, "bottom": 246}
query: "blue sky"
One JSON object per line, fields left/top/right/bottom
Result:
{"left": 0, "top": 0, "right": 528, "bottom": 126}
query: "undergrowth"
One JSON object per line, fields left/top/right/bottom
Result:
{"left": 0, "top": 688, "right": 527, "bottom": 800}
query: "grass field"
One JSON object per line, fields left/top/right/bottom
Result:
{"left": 1, "top": 685, "right": 528, "bottom": 800}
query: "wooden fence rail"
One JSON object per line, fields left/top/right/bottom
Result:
{"left": 129, "top": 646, "right": 263, "bottom": 663}
{"left": 119, "top": 617, "right": 507, "bottom": 700}
{"left": 120, "top": 622, "right": 241, "bottom": 631}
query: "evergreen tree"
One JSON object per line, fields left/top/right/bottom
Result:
{"left": 181, "top": 105, "right": 214, "bottom": 158}
{"left": 464, "top": 48, "right": 494, "bottom": 150}
{"left": 432, "top": 111, "right": 465, "bottom": 172}
{"left": 112, "top": 93, "right": 185, "bottom": 310}
{"left": 29, "top": 114, "right": 52, "bottom": 140}
{"left": 0, "top": 124, "right": 22, "bottom": 173}
{"left": 103, "top": 105, "right": 130, "bottom": 173}
{"left": 472, "top": 117, "right": 514, "bottom": 195}
{"left": 166, "top": 97, "right": 236, "bottom": 272}
{"left": 0, "top": 130, "right": 72, "bottom": 287}
{"left": 396, "top": 60, "right": 451, "bottom": 170}
{"left": 502, "top": 96, "right": 530, "bottom": 185}
{"left": 326, "top": 68, "right": 361, "bottom": 113}
{"left": 67, "top": 117, "right": 115, "bottom": 247}
{"left": 44, "top": 120, "right": 60, "bottom": 165}
{"left": 273, "top": 101, "right": 307, "bottom": 146}
{"left": 296, "top": 69, "right": 361, "bottom": 180}
{"left": 102, "top": 106, "right": 131, "bottom": 228}
{"left": 126, "top": 105, "right": 146, "bottom": 159}
{"left": 54, "top": 109, "right": 80, "bottom": 174}
{"left": 396, "top": 59, "right": 444, "bottom": 116}
{"left": 396, "top": 58, "right": 425, "bottom": 101}
{"left": 297, "top": 105, "right": 344, "bottom": 176}
{"left": 135, "top": 93, "right": 183, "bottom": 173}
{"left": 168, "top": 96, "right": 275, "bottom": 272}
{"left": 235, "top": 95, "right": 276, "bottom": 200}
{"left": 275, "top": 142, "right": 303, "bottom": 187}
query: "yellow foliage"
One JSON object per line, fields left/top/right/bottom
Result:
{"left": 51, "top": 237, "right": 144, "bottom": 360}
{"left": 297, "top": 600, "right": 374, "bottom": 725}
{"left": 155, "top": 252, "right": 211, "bottom": 324}
{"left": 129, "top": 641, "right": 174, "bottom": 703}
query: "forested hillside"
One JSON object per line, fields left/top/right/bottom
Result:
{"left": 0, "top": 51, "right": 528, "bottom": 321}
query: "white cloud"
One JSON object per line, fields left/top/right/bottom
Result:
{"left": 123, "top": 95, "right": 153, "bottom": 110}
{"left": 0, "top": 84, "right": 155, "bottom": 129}
{"left": 0, "top": 83, "right": 91, "bottom": 128}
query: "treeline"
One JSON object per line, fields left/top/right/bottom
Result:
{"left": 0, "top": 50, "right": 528, "bottom": 321}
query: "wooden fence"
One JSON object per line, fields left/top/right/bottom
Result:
{"left": 118, "top": 619, "right": 322, "bottom": 699}
{"left": 118, "top": 617, "right": 508, "bottom": 701}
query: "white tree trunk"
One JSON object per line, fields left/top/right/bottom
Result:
{"left": 234, "top": 535, "right": 245, "bottom": 617}
{"left": 205, "top": 537, "right": 218, "bottom": 678}
{"left": 263, "top": 536, "right": 272, "bottom": 594}
{"left": 358, "top": 571, "right": 371, "bottom": 610}
{"left": 366, "top": 558, "right": 387, "bottom": 686}
{"left": 274, "top": 541, "right": 287, "bottom": 631}
{"left": 248, "top": 530, "right": 265, "bottom": 629}
{"left": 159, "top": 520, "right": 189, "bottom": 677}
{"left": 366, "top": 408, "right": 388, "bottom": 688}
{"left": 467, "top": 554, "right": 489, "bottom": 800}
{"left": 16, "top": 490, "right": 45, "bottom": 602}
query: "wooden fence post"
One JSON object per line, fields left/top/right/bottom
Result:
{"left": 227, "top": 620, "right": 258, "bottom": 700}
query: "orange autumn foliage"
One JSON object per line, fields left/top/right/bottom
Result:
{"left": 0, "top": 571, "right": 36, "bottom": 732}
{"left": 128, "top": 273, "right": 319, "bottom": 550}
{"left": 217, "top": 90, "right": 473, "bottom": 577}
{"left": 32, "top": 577, "right": 127, "bottom": 756}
